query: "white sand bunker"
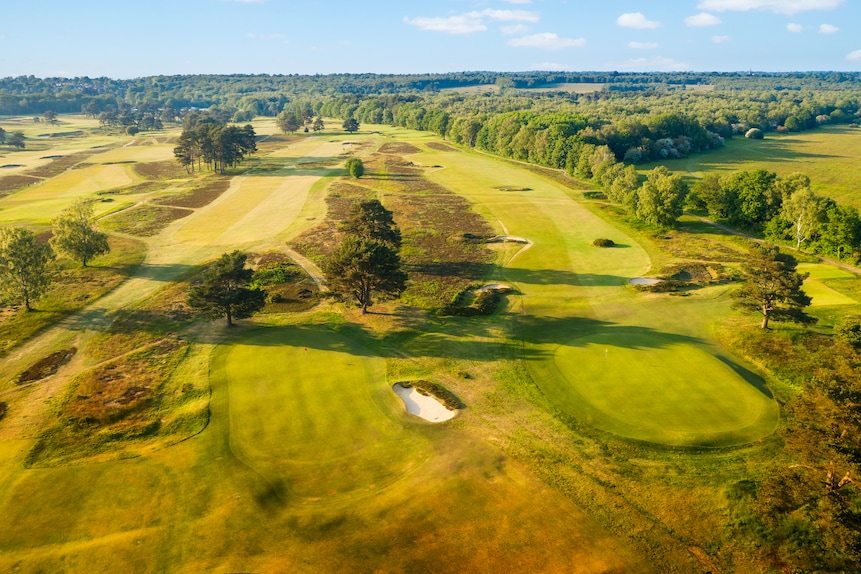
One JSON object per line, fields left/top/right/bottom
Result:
{"left": 480, "top": 283, "right": 512, "bottom": 293}
{"left": 629, "top": 277, "right": 661, "bottom": 285}
{"left": 487, "top": 235, "right": 529, "bottom": 244}
{"left": 392, "top": 384, "right": 456, "bottom": 422}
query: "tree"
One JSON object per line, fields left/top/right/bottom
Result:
{"left": 312, "top": 117, "right": 325, "bottom": 132}
{"left": 345, "top": 157, "right": 364, "bottom": 179}
{"left": 0, "top": 126, "right": 6, "bottom": 145}
{"left": 732, "top": 243, "right": 815, "bottom": 330}
{"left": 187, "top": 251, "right": 266, "bottom": 326}
{"left": 8, "top": 131, "right": 25, "bottom": 149}
{"left": 0, "top": 227, "right": 53, "bottom": 312}
{"left": 341, "top": 199, "right": 401, "bottom": 248}
{"left": 323, "top": 237, "right": 407, "bottom": 314}
{"left": 50, "top": 199, "right": 110, "bottom": 267}
{"left": 780, "top": 188, "right": 826, "bottom": 250}
{"left": 343, "top": 118, "right": 359, "bottom": 133}
{"left": 43, "top": 110, "right": 57, "bottom": 125}
{"left": 276, "top": 109, "right": 301, "bottom": 134}
{"left": 634, "top": 166, "right": 688, "bottom": 227}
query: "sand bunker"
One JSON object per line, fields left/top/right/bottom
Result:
{"left": 487, "top": 235, "right": 529, "bottom": 244}
{"left": 41, "top": 155, "right": 63, "bottom": 159}
{"left": 629, "top": 277, "right": 661, "bottom": 285}
{"left": 1, "top": 164, "right": 23, "bottom": 169}
{"left": 481, "top": 283, "right": 512, "bottom": 292}
{"left": 392, "top": 383, "right": 456, "bottom": 422}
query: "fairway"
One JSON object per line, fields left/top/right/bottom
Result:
{"left": 553, "top": 334, "right": 777, "bottom": 446}
{"left": 213, "top": 326, "right": 429, "bottom": 498}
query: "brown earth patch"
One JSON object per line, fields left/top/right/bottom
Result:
{"left": 27, "top": 152, "right": 93, "bottom": 178}
{"left": 154, "top": 177, "right": 231, "bottom": 209}
{"left": 133, "top": 160, "right": 187, "bottom": 179}
{"left": 103, "top": 204, "right": 193, "bottom": 236}
{"left": 426, "top": 142, "right": 458, "bottom": 152}
{"left": 0, "top": 175, "right": 41, "bottom": 194}
{"left": 378, "top": 142, "right": 421, "bottom": 155}
{"left": 15, "top": 348, "right": 77, "bottom": 385}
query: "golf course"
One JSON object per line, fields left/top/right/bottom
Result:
{"left": 0, "top": 113, "right": 858, "bottom": 572}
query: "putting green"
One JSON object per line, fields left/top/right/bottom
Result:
{"left": 212, "top": 326, "right": 429, "bottom": 499}
{"left": 552, "top": 332, "right": 778, "bottom": 446}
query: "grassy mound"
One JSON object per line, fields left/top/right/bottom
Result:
{"left": 397, "top": 380, "right": 462, "bottom": 410}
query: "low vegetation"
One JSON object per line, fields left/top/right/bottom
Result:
{"left": 397, "top": 380, "right": 461, "bottom": 410}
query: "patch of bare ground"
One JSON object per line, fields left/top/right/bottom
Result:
{"left": 154, "top": 177, "right": 231, "bottom": 208}
{"left": 102, "top": 204, "right": 193, "bottom": 236}
{"left": 426, "top": 142, "right": 458, "bottom": 152}
{"left": 133, "top": 160, "right": 188, "bottom": 179}
{"left": 378, "top": 142, "right": 421, "bottom": 155}
{"left": 14, "top": 348, "right": 77, "bottom": 385}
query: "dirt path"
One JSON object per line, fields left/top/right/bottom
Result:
{"left": 283, "top": 247, "right": 328, "bottom": 292}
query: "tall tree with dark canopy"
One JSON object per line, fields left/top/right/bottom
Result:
{"left": 342, "top": 117, "right": 359, "bottom": 133}
{"left": 50, "top": 199, "right": 110, "bottom": 267}
{"left": 340, "top": 199, "right": 401, "bottom": 249}
{"left": 732, "top": 242, "right": 814, "bottom": 330}
{"left": 0, "top": 227, "right": 54, "bottom": 311}
{"left": 323, "top": 237, "right": 406, "bottom": 314}
{"left": 187, "top": 251, "right": 266, "bottom": 326}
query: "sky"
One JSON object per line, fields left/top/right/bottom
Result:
{"left": 2, "top": 0, "right": 861, "bottom": 78}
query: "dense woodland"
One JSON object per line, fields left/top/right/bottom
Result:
{"left": 4, "top": 70, "right": 861, "bottom": 570}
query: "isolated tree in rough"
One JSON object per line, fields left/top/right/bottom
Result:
{"left": 312, "top": 117, "right": 325, "bottom": 132}
{"left": 731, "top": 242, "right": 814, "bottom": 330}
{"left": 341, "top": 199, "right": 401, "bottom": 249}
{"left": 0, "top": 227, "right": 54, "bottom": 311}
{"left": 343, "top": 118, "right": 359, "bottom": 133}
{"left": 8, "top": 131, "right": 25, "bottom": 149}
{"left": 51, "top": 199, "right": 110, "bottom": 267}
{"left": 276, "top": 110, "right": 301, "bottom": 134}
{"left": 0, "top": 127, "right": 6, "bottom": 145}
{"left": 323, "top": 237, "right": 406, "bottom": 314}
{"left": 345, "top": 157, "right": 364, "bottom": 179}
{"left": 187, "top": 251, "right": 266, "bottom": 326}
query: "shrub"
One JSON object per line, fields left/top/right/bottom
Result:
{"left": 593, "top": 238, "right": 615, "bottom": 247}
{"left": 835, "top": 316, "right": 861, "bottom": 349}
{"left": 126, "top": 126, "right": 140, "bottom": 136}
{"left": 439, "top": 289, "right": 500, "bottom": 316}
{"left": 745, "top": 128, "right": 764, "bottom": 139}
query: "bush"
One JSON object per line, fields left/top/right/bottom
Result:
{"left": 745, "top": 128, "right": 764, "bottom": 139}
{"left": 126, "top": 126, "right": 140, "bottom": 136}
{"left": 593, "top": 238, "right": 615, "bottom": 247}
{"left": 439, "top": 289, "right": 500, "bottom": 316}
{"left": 835, "top": 316, "right": 861, "bottom": 349}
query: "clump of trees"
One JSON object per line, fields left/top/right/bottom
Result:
{"left": 0, "top": 127, "right": 26, "bottom": 149}
{"left": 324, "top": 199, "right": 406, "bottom": 313}
{"left": 173, "top": 112, "right": 257, "bottom": 174}
{"left": 187, "top": 251, "right": 266, "bottom": 326}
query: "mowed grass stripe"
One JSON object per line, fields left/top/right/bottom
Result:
{"left": 213, "top": 327, "right": 428, "bottom": 498}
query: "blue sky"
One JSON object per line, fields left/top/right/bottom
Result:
{"left": 2, "top": 0, "right": 860, "bottom": 78}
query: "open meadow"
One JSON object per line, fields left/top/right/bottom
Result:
{"left": 0, "top": 115, "right": 859, "bottom": 572}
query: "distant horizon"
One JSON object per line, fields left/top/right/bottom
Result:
{"left": 3, "top": 1, "right": 860, "bottom": 79}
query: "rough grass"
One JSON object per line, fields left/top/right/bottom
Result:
{"left": 102, "top": 204, "right": 193, "bottom": 236}
{"left": 153, "top": 177, "right": 230, "bottom": 209}
{"left": 14, "top": 348, "right": 77, "bottom": 385}
{"left": 0, "top": 235, "right": 146, "bottom": 356}
{"left": 133, "top": 160, "right": 188, "bottom": 180}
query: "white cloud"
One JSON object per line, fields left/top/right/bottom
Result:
{"left": 685, "top": 12, "right": 722, "bottom": 26}
{"left": 404, "top": 14, "right": 486, "bottom": 34}
{"left": 482, "top": 9, "right": 540, "bottom": 22}
{"left": 531, "top": 62, "right": 569, "bottom": 71}
{"left": 621, "top": 56, "right": 689, "bottom": 71}
{"left": 787, "top": 22, "right": 803, "bottom": 32}
{"left": 501, "top": 24, "right": 531, "bottom": 35}
{"left": 617, "top": 12, "right": 661, "bottom": 29}
{"left": 697, "top": 0, "right": 843, "bottom": 16}
{"left": 404, "top": 8, "right": 538, "bottom": 34}
{"left": 819, "top": 23, "right": 839, "bottom": 33}
{"left": 712, "top": 34, "right": 732, "bottom": 42}
{"left": 509, "top": 33, "right": 586, "bottom": 50}
{"left": 847, "top": 50, "right": 861, "bottom": 61}
{"left": 628, "top": 41, "right": 659, "bottom": 49}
